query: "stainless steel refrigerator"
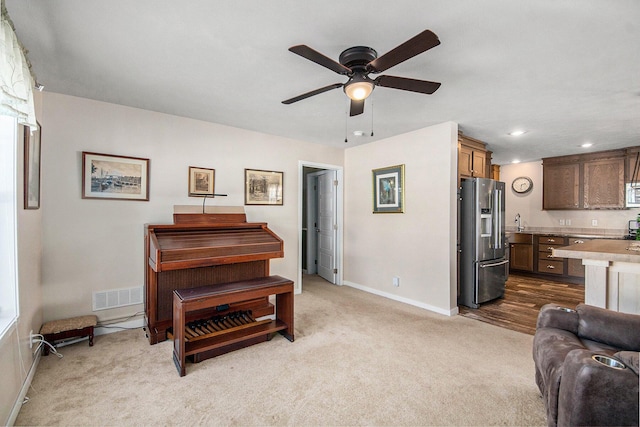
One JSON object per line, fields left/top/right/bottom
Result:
{"left": 459, "top": 177, "right": 508, "bottom": 308}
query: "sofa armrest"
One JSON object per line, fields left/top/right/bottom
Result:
{"left": 557, "top": 349, "right": 639, "bottom": 427}
{"left": 615, "top": 351, "right": 639, "bottom": 376}
{"left": 536, "top": 303, "right": 579, "bottom": 334}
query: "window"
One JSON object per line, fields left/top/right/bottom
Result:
{"left": 0, "top": 115, "right": 18, "bottom": 338}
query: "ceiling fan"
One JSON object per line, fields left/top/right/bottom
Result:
{"left": 282, "top": 30, "right": 442, "bottom": 117}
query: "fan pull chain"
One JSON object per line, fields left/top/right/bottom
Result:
{"left": 370, "top": 97, "right": 374, "bottom": 137}
{"left": 344, "top": 99, "right": 349, "bottom": 143}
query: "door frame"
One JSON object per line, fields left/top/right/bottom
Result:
{"left": 298, "top": 160, "right": 344, "bottom": 292}
{"left": 310, "top": 169, "right": 338, "bottom": 283}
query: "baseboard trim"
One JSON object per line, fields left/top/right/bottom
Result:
{"left": 343, "top": 280, "right": 458, "bottom": 317}
{"left": 8, "top": 347, "right": 41, "bottom": 426}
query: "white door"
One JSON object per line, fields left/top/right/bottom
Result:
{"left": 317, "top": 170, "right": 337, "bottom": 284}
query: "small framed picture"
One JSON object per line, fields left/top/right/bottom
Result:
{"left": 372, "top": 164, "right": 404, "bottom": 213}
{"left": 82, "top": 152, "right": 150, "bottom": 201}
{"left": 244, "top": 168, "right": 283, "bottom": 205}
{"left": 188, "top": 166, "right": 215, "bottom": 197}
{"left": 24, "top": 122, "right": 42, "bottom": 209}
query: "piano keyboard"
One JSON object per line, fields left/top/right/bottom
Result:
{"left": 184, "top": 310, "right": 271, "bottom": 342}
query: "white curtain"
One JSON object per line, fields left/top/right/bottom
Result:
{"left": 0, "top": 2, "right": 37, "bottom": 131}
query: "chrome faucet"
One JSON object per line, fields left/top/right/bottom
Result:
{"left": 515, "top": 213, "right": 524, "bottom": 232}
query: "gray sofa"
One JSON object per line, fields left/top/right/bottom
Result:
{"left": 532, "top": 303, "right": 639, "bottom": 427}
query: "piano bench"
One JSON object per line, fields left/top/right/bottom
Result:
{"left": 39, "top": 315, "right": 98, "bottom": 355}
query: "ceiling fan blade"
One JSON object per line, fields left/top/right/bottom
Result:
{"left": 282, "top": 83, "right": 343, "bottom": 104}
{"left": 350, "top": 99, "right": 365, "bottom": 116}
{"left": 289, "top": 45, "right": 352, "bottom": 75}
{"left": 375, "top": 75, "right": 441, "bottom": 94}
{"left": 367, "top": 30, "right": 440, "bottom": 73}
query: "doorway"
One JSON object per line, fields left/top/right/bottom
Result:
{"left": 298, "top": 161, "right": 344, "bottom": 292}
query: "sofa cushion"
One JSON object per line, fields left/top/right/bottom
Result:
{"left": 576, "top": 304, "right": 640, "bottom": 350}
{"left": 532, "top": 328, "right": 586, "bottom": 426}
{"left": 579, "top": 338, "right": 619, "bottom": 354}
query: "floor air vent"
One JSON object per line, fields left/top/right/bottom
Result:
{"left": 93, "top": 287, "right": 143, "bottom": 311}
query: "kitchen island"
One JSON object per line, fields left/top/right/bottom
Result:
{"left": 553, "top": 239, "right": 640, "bottom": 314}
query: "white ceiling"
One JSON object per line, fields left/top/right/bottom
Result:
{"left": 6, "top": 0, "right": 640, "bottom": 164}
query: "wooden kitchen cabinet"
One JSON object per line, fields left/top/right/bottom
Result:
{"left": 536, "top": 235, "right": 567, "bottom": 276}
{"left": 491, "top": 165, "right": 500, "bottom": 180}
{"left": 543, "top": 148, "right": 627, "bottom": 210}
{"left": 566, "top": 237, "right": 591, "bottom": 278}
{"left": 458, "top": 133, "right": 491, "bottom": 181}
{"left": 625, "top": 147, "right": 640, "bottom": 182}
{"left": 543, "top": 161, "right": 580, "bottom": 209}
{"left": 509, "top": 233, "right": 533, "bottom": 272}
{"left": 529, "top": 235, "right": 590, "bottom": 281}
{"left": 583, "top": 157, "right": 625, "bottom": 209}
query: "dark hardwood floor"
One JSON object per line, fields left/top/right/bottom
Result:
{"left": 458, "top": 274, "right": 585, "bottom": 335}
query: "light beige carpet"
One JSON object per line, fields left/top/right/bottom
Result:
{"left": 16, "top": 275, "right": 546, "bottom": 426}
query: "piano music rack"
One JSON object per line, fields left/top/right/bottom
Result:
{"left": 172, "top": 275, "right": 294, "bottom": 376}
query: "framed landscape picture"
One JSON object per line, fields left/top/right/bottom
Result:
{"left": 188, "top": 166, "right": 215, "bottom": 197}
{"left": 244, "top": 168, "right": 283, "bottom": 205}
{"left": 372, "top": 164, "right": 404, "bottom": 213}
{"left": 82, "top": 152, "right": 150, "bottom": 201}
{"left": 23, "top": 122, "right": 41, "bottom": 209}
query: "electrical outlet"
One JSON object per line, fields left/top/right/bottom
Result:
{"left": 392, "top": 277, "right": 400, "bottom": 287}
{"left": 591, "top": 219, "right": 598, "bottom": 227}
{"left": 29, "top": 330, "right": 34, "bottom": 349}
{"left": 566, "top": 219, "right": 572, "bottom": 226}
{"left": 559, "top": 219, "right": 565, "bottom": 226}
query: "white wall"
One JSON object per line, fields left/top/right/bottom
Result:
{"left": 39, "top": 92, "right": 344, "bottom": 323}
{"left": 501, "top": 161, "right": 639, "bottom": 233}
{"left": 343, "top": 122, "right": 459, "bottom": 315}
{"left": 1, "top": 91, "right": 44, "bottom": 425}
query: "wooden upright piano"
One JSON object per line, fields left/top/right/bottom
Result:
{"left": 144, "top": 208, "right": 285, "bottom": 345}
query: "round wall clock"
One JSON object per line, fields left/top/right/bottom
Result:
{"left": 512, "top": 176, "right": 533, "bottom": 194}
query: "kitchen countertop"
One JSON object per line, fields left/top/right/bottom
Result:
{"left": 506, "top": 230, "right": 626, "bottom": 240}
{"left": 553, "top": 239, "right": 640, "bottom": 263}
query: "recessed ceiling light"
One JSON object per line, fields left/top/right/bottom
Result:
{"left": 508, "top": 130, "right": 527, "bottom": 136}
{"left": 581, "top": 142, "right": 593, "bottom": 148}
{"left": 353, "top": 130, "right": 365, "bottom": 136}
{"left": 511, "top": 159, "right": 521, "bottom": 164}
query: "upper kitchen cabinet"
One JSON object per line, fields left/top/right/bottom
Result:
{"left": 542, "top": 149, "right": 627, "bottom": 210}
{"left": 458, "top": 133, "right": 492, "bottom": 181}
{"left": 625, "top": 146, "right": 640, "bottom": 182}
{"left": 583, "top": 157, "right": 625, "bottom": 208}
{"left": 543, "top": 159, "right": 580, "bottom": 209}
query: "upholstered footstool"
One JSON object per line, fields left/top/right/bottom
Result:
{"left": 39, "top": 315, "right": 98, "bottom": 355}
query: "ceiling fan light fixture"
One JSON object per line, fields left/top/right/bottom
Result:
{"left": 344, "top": 76, "right": 374, "bottom": 101}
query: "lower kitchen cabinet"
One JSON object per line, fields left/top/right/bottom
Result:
{"left": 567, "top": 258, "right": 585, "bottom": 278}
{"left": 536, "top": 235, "right": 566, "bottom": 276}
{"left": 509, "top": 233, "right": 590, "bottom": 282}
{"left": 509, "top": 233, "right": 533, "bottom": 272}
{"left": 533, "top": 235, "right": 587, "bottom": 283}
{"left": 565, "top": 238, "right": 590, "bottom": 278}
